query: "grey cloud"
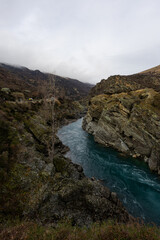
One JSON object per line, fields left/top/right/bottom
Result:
{"left": 0, "top": 0, "right": 160, "bottom": 83}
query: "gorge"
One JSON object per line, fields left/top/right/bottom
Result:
{"left": 1, "top": 63, "right": 160, "bottom": 238}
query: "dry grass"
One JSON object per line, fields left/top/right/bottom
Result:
{"left": 140, "top": 65, "right": 160, "bottom": 75}
{"left": 0, "top": 220, "right": 160, "bottom": 240}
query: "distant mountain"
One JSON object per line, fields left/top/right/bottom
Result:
{"left": 0, "top": 63, "right": 94, "bottom": 100}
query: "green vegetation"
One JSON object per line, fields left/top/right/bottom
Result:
{"left": 53, "top": 156, "right": 67, "bottom": 173}
{"left": 0, "top": 163, "right": 29, "bottom": 218}
{"left": 152, "top": 93, "right": 160, "bottom": 109}
{"left": 0, "top": 220, "right": 160, "bottom": 240}
{"left": 1, "top": 88, "right": 11, "bottom": 94}
{"left": 0, "top": 87, "right": 87, "bottom": 224}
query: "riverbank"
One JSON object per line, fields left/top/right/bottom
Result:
{"left": 58, "top": 118, "right": 160, "bottom": 225}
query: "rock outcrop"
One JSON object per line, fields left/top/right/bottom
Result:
{"left": 83, "top": 85, "right": 160, "bottom": 175}
{"left": 89, "top": 72, "right": 160, "bottom": 98}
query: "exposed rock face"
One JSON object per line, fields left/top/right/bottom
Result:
{"left": 83, "top": 88, "right": 160, "bottom": 174}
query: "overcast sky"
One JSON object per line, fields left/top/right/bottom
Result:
{"left": 0, "top": 0, "right": 160, "bottom": 83}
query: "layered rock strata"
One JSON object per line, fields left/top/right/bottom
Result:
{"left": 83, "top": 88, "right": 160, "bottom": 174}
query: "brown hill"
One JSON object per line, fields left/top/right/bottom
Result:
{"left": 0, "top": 63, "right": 94, "bottom": 100}
{"left": 0, "top": 63, "right": 94, "bottom": 125}
{"left": 89, "top": 66, "right": 160, "bottom": 98}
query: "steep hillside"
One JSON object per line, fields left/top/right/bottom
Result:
{"left": 83, "top": 66, "right": 160, "bottom": 175}
{"left": 0, "top": 63, "right": 93, "bottom": 100}
{"left": 0, "top": 99, "right": 131, "bottom": 225}
{"left": 0, "top": 63, "right": 131, "bottom": 226}
{"left": 0, "top": 63, "right": 94, "bottom": 126}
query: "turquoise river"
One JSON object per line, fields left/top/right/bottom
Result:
{"left": 58, "top": 118, "right": 160, "bottom": 225}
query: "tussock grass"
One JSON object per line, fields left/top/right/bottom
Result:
{"left": 0, "top": 220, "right": 160, "bottom": 240}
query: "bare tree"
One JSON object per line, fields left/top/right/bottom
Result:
{"left": 36, "top": 71, "right": 56, "bottom": 162}
{"left": 48, "top": 74, "right": 56, "bottom": 161}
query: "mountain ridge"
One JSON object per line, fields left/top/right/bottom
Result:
{"left": 0, "top": 63, "right": 94, "bottom": 100}
{"left": 89, "top": 71, "right": 160, "bottom": 98}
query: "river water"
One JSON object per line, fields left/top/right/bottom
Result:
{"left": 58, "top": 118, "right": 160, "bottom": 225}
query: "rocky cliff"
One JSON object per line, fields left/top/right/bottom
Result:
{"left": 0, "top": 64, "right": 131, "bottom": 226}
{"left": 83, "top": 67, "right": 160, "bottom": 175}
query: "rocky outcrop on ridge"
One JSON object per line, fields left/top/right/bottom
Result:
{"left": 83, "top": 72, "right": 160, "bottom": 175}
{"left": 89, "top": 73, "right": 160, "bottom": 98}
